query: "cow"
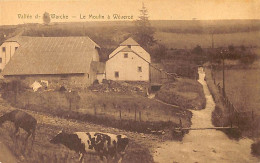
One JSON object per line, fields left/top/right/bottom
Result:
{"left": 0, "top": 110, "right": 37, "bottom": 152}
{"left": 50, "top": 130, "right": 129, "bottom": 163}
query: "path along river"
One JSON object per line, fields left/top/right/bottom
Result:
{"left": 153, "top": 67, "right": 259, "bottom": 163}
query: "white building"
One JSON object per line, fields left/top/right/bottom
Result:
{"left": 106, "top": 37, "right": 151, "bottom": 81}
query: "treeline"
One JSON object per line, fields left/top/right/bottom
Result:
{"left": 0, "top": 27, "right": 17, "bottom": 44}
{"left": 207, "top": 46, "right": 258, "bottom": 65}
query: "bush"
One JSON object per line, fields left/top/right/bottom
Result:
{"left": 192, "top": 45, "right": 203, "bottom": 55}
{"left": 251, "top": 141, "right": 260, "bottom": 156}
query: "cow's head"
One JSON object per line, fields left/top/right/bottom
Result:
{"left": 117, "top": 135, "right": 129, "bottom": 154}
{"left": 50, "top": 130, "right": 66, "bottom": 144}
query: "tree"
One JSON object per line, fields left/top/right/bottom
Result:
{"left": 228, "top": 45, "right": 235, "bottom": 52}
{"left": 134, "top": 3, "right": 155, "bottom": 47}
{"left": 192, "top": 45, "right": 203, "bottom": 55}
{"left": 149, "top": 44, "right": 167, "bottom": 62}
{"left": 43, "top": 12, "right": 51, "bottom": 25}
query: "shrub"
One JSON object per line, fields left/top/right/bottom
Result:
{"left": 251, "top": 141, "right": 260, "bottom": 156}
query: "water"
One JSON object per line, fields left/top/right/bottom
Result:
{"left": 153, "top": 67, "right": 259, "bottom": 163}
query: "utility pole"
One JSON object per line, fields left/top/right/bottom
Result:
{"left": 221, "top": 49, "right": 226, "bottom": 97}
{"left": 223, "top": 56, "right": 225, "bottom": 97}
{"left": 211, "top": 33, "right": 214, "bottom": 49}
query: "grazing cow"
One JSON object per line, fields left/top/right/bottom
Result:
{"left": 50, "top": 131, "right": 129, "bottom": 163}
{"left": 0, "top": 110, "right": 37, "bottom": 151}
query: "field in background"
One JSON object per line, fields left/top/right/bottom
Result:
{"left": 155, "top": 31, "right": 260, "bottom": 49}
{"left": 1, "top": 19, "right": 260, "bottom": 50}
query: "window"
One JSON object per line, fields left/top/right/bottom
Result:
{"left": 127, "top": 45, "right": 131, "bottom": 48}
{"left": 2, "top": 47, "right": 6, "bottom": 52}
{"left": 0, "top": 58, "right": 2, "bottom": 63}
{"left": 15, "top": 47, "right": 18, "bottom": 51}
{"left": 124, "top": 53, "right": 128, "bottom": 58}
{"left": 138, "top": 66, "right": 142, "bottom": 72}
{"left": 115, "top": 71, "right": 119, "bottom": 78}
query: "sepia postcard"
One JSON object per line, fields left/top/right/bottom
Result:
{"left": 0, "top": 0, "right": 259, "bottom": 163}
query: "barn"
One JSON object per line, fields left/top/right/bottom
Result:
{"left": 2, "top": 36, "right": 103, "bottom": 88}
{"left": 106, "top": 37, "right": 151, "bottom": 81}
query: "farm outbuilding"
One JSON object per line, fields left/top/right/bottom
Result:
{"left": 2, "top": 36, "right": 102, "bottom": 88}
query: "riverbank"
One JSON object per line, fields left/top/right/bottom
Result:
{"left": 204, "top": 64, "right": 260, "bottom": 137}
{"left": 153, "top": 67, "right": 259, "bottom": 163}
{"left": 204, "top": 63, "right": 260, "bottom": 157}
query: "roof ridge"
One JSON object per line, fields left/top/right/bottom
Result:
{"left": 120, "top": 37, "right": 139, "bottom": 46}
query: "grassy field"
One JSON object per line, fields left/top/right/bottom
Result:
{"left": 12, "top": 91, "right": 191, "bottom": 126}
{"left": 156, "top": 78, "right": 206, "bottom": 110}
{"left": 212, "top": 66, "right": 260, "bottom": 115}
{"left": 205, "top": 59, "right": 260, "bottom": 139}
{"left": 1, "top": 80, "right": 193, "bottom": 136}
{"left": 155, "top": 31, "right": 260, "bottom": 49}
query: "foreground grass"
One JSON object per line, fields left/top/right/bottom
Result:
{"left": 0, "top": 106, "right": 155, "bottom": 163}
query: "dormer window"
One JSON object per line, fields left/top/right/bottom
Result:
{"left": 127, "top": 45, "right": 131, "bottom": 48}
{"left": 124, "top": 53, "right": 128, "bottom": 58}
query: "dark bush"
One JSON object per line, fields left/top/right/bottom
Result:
{"left": 192, "top": 45, "right": 203, "bottom": 55}
{"left": 251, "top": 141, "right": 260, "bottom": 156}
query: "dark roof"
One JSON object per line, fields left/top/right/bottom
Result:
{"left": 2, "top": 37, "right": 100, "bottom": 76}
{"left": 120, "top": 37, "right": 139, "bottom": 46}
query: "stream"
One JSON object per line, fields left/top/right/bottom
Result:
{"left": 153, "top": 67, "right": 259, "bottom": 163}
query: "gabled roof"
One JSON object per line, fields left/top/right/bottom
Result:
{"left": 119, "top": 37, "right": 139, "bottom": 46}
{"left": 2, "top": 37, "right": 100, "bottom": 76}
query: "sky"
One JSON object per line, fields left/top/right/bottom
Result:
{"left": 0, "top": 0, "right": 260, "bottom": 25}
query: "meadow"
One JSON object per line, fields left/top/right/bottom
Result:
{"left": 212, "top": 66, "right": 260, "bottom": 116}
{"left": 155, "top": 31, "right": 260, "bottom": 49}
{"left": 1, "top": 84, "right": 193, "bottom": 133}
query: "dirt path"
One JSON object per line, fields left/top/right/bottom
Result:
{"left": 153, "top": 67, "right": 260, "bottom": 163}
{"left": 0, "top": 141, "right": 18, "bottom": 163}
